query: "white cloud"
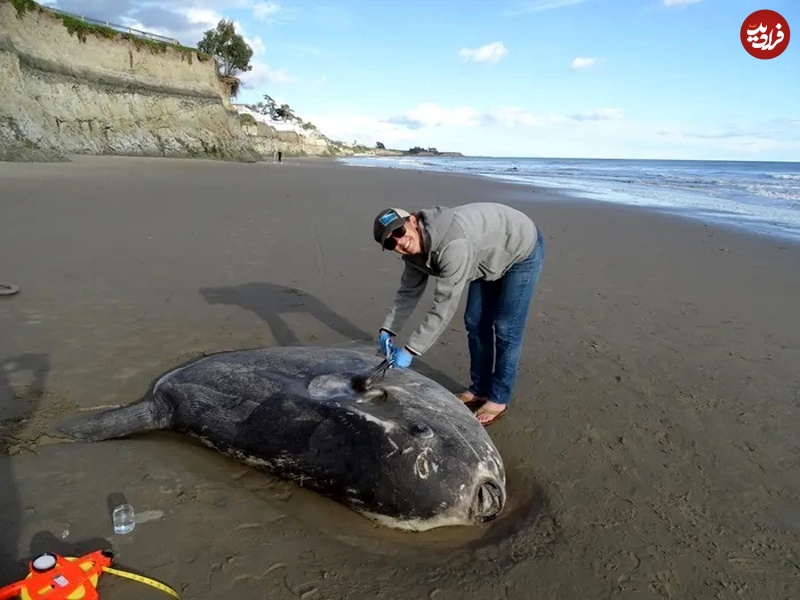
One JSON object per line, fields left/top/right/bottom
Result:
{"left": 251, "top": 2, "right": 296, "bottom": 25}
{"left": 662, "top": 0, "right": 704, "bottom": 6}
{"left": 241, "top": 62, "right": 294, "bottom": 87}
{"left": 304, "top": 103, "right": 488, "bottom": 150}
{"left": 406, "top": 103, "right": 483, "bottom": 128}
{"left": 180, "top": 7, "right": 223, "bottom": 27}
{"left": 488, "top": 106, "right": 568, "bottom": 128}
{"left": 570, "top": 56, "right": 601, "bottom": 70}
{"left": 302, "top": 101, "right": 800, "bottom": 160}
{"left": 506, "top": 0, "right": 588, "bottom": 15}
{"left": 459, "top": 41, "right": 509, "bottom": 64}
{"left": 252, "top": 2, "right": 281, "bottom": 19}
{"left": 118, "top": 19, "right": 176, "bottom": 41}
{"left": 246, "top": 34, "right": 266, "bottom": 55}
{"left": 571, "top": 107, "right": 624, "bottom": 121}
{"left": 302, "top": 114, "right": 421, "bottom": 147}
{"left": 277, "top": 43, "right": 325, "bottom": 58}
{"left": 306, "top": 103, "right": 628, "bottom": 150}
{"left": 649, "top": 124, "right": 792, "bottom": 158}
{"left": 485, "top": 106, "right": 624, "bottom": 127}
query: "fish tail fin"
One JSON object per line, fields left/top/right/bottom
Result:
{"left": 52, "top": 394, "right": 173, "bottom": 442}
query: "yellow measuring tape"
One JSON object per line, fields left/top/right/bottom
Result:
{"left": 1, "top": 551, "right": 182, "bottom": 600}
{"left": 102, "top": 567, "right": 180, "bottom": 598}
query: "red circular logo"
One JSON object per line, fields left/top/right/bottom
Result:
{"left": 741, "top": 10, "right": 790, "bottom": 59}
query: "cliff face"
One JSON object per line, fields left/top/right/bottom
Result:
{"left": 0, "top": 1, "right": 347, "bottom": 162}
{"left": 240, "top": 121, "right": 333, "bottom": 157}
{"left": 234, "top": 106, "right": 346, "bottom": 157}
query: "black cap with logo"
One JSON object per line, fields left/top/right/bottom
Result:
{"left": 373, "top": 207, "right": 411, "bottom": 248}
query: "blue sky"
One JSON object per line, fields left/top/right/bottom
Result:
{"left": 42, "top": 0, "right": 799, "bottom": 160}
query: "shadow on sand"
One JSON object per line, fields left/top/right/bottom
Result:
{"left": 28, "top": 531, "right": 112, "bottom": 561}
{"left": 199, "top": 281, "right": 463, "bottom": 393}
{"left": 0, "top": 353, "right": 50, "bottom": 583}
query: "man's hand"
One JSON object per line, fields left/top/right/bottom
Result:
{"left": 378, "top": 329, "right": 394, "bottom": 358}
{"left": 390, "top": 346, "right": 414, "bottom": 369}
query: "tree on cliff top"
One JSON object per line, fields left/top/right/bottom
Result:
{"left": 197, "top": 20, "right": 253, "bottom": 97}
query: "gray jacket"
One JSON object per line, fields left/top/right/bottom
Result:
{"left": 381, "top": 202, "right": 538, "bottom": 355}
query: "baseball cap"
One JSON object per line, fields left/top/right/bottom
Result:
{"left": 373, "top": 208, "right": 411, "bottom": 246}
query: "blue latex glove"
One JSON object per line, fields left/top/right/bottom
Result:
{"left": 378, "top": 330, "right": 394, "bottom": 358}
{"left": 390, "top": 346, "right": 414, "bottom": 369}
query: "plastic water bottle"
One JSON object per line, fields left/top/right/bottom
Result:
{"left": 112, "top": 503, "right": 135, "bottom": 534}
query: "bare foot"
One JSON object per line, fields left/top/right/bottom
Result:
{"left": 475, "top": 400, "right": 507, "bottom": 426}
{"left": 457, "top": 390, "right": 488, "bottom": 404}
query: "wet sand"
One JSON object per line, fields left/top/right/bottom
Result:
{"left": 1, "top": 155, "right": 799, "bottom": 599}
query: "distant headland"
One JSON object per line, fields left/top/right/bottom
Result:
{"left": 370, "top": 143, "right": 464, "bottom": 158}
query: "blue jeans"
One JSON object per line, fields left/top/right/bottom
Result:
{"left": 464, "top": 229, "right": 545, "bottom": 406}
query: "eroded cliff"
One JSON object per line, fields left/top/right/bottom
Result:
{"left": 1, "top": 1, "right": 302, "bottom": 162}
{"left": 233, "top": 107, "right": 349, "bottom": 158}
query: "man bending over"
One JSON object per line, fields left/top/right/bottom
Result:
{"left": 373, "top": 203, "right": 545, "bottom": 426}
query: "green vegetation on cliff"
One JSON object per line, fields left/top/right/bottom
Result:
{"left": 8, "top": 0, "right": 211, "bottom": 63}
{"left": 197, "top": 20, "right": 252, "bottom": 98}
{"left": 244, "top": 94, "right": 317, "bottom": 130}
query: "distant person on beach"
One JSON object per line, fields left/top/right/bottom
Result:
{"left": 277, "top": 151, "right": 282, "bottom": 163}
{"left": 372, "top": 203, "right": 545, "bottom": 426}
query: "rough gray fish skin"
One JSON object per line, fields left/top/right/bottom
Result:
{"left": 55, "top": 345, "right": 506, "bottom": 531}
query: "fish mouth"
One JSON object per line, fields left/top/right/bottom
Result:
{"left": 471, "top": 479, "right": 505, "bottom": 523}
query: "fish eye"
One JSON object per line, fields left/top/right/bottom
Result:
{"left": 408, "top": 422, "right": 433, "bottom": 438}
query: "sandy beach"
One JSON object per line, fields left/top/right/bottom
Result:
{"left": 1, "top": 155, "right": 799, "bottom": 599}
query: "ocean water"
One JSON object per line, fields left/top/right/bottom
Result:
{"left": 338, "top": 156, "right": 800, "bottom": 243}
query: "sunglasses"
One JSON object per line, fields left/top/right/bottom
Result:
{"left": 382, "top": 225, "right": 406, "bottom": 250}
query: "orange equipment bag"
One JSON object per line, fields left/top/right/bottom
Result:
{"left": 0, "top": 550, "right": 180, "bottom": 600}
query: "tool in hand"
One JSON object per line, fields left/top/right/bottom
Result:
{"left": 351, "top": 357, "right": 393, "bottom": 393}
